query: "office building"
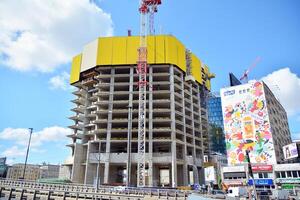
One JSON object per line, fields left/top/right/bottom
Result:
{"left": 220, "top": 81, "right": 292, "bottom": 165}
{"left": 207, "top": 93, "right": 226, "bottom": 155}
{"left": 6, "top": 164, "right": 40, "bottom": 180}
{"left": 39, "top": 164, "right": 60, "bottom": 179}
{"left": 67, "top": 35, "right": 213, "bottom": 187}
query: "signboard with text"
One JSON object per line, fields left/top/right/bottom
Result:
{"left": 248, "top": 179, "right": 273, "bottom": 186}
{"left": 283, "top": 143, "right": 298, "bottom": 160}
{"left": 252, "top": 165, "right": 273, "bottom": 172}
{"left": 276, "top": 178, "right": 300, "bottom": 184}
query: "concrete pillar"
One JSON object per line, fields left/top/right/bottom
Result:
{"left": 126, "top": 67, "right": 134, "bottom": 187}
{"left": 169, "top": 65, "right": 177, "bottom": 187}
{"left": 148, "top": 66, "right": 153, "bottom": 186}
{"left": 189, "top": 85, "right": 199, "bottom": 184}
{"left": 84, "top": 141, "right": 91, "bottom": 184}
{"left": 104, "top": 68, "right": 115, "bottom": 184}
{"left": 180, "top": 73, "right": 188, "bottom": 186}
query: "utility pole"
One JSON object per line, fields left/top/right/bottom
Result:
{"left": 246, "top": 150, "right": 258, "bottom": 200}
{"left": 22, "top": 128, "right": 33, "bottom": 180}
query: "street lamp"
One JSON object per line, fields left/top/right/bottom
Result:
{"left": 245, "top": 150, "right": 258, "bottom": 200}
{"left": 22, "top": 128, "right": 33, "bottom": 180}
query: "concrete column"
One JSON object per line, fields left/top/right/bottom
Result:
{"left": 180, "top": 73, "right": 188, "bottom": 186}
{"left": 71, "top": 143, "right": 85, "bottom": 183}
{"left": 126, "top": 67, "right": 134, "bottom": 187}
{"left": 169, "top": 65, "right": 177, "bottom": 187}
{"left": 84, "top": 141, "right": 91, "bottom": 184}
{"left": 148, "top": 66, "right": 153, "bottom": 186}
{"left": 189, "top": 85, "right": 199, "bottom": 184}
{"left": 197, "top": 85, "right": 205, "bottom": 185}
{"left": 104, "top": 68, "right": 115, "bottom": 184}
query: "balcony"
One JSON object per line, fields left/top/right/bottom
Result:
{"left": 68, "top": 124, "right": 83, "bottom": 130}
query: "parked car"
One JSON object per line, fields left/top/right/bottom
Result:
{"left": 211, "top": 190, "right": 226, "bottom": 199}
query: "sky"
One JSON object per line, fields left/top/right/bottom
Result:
{"left": 0, "top": 0, "right": 300, "bottom": 165}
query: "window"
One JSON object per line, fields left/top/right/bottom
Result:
{"left": 292, "top": 171, "right": 298, "bottom": 178}
{"left": 258, "top": 173, "right": 263, "bottom": 178}
{"left": 281, "top": 171, "right": 286, "bottom": 178}
{"left": 287, "top": 171, "right": 292, "bottom": 178}
{"left": 276, "top": 172, "right": 281, "bottom": 178}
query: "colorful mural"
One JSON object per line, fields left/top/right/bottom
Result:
{"left": 221, "top": 81, "right": 276, "bottom": 165}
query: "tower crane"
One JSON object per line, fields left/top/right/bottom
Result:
{"left": 240, "top": 57, "right": 261, "bottom": 82}
{"left": 137, "top": 0, "right": 161, "bottom": 187}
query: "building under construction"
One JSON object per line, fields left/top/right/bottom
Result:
{"left": 67, "top": 35, "right": 213, "bottom": 187}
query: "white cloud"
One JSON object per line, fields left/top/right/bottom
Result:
{"left": 261, "top": 68, "right": 300, "bottom": 116}
{"left": 49, "top": 71, "right": 70, "bottom": 90}
{"left": 1, "top": 146, "right": 26, "bottom": 157}
{"left": 0, "top": 126, "right": 72, "bottom": 148}
{"left": 0, "top": 0, "right": 113, "bottom": 72}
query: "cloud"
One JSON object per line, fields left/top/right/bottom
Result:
{"left": 0, "top": 0, "right": 113, "bottom": 72}
{"left": 261, "top": 68, "right": 300, "bottom": 116}
{"left": 1, "top": 146, "right": 26, "bottom": 157}
{"left": 0, "top": 126, "right": 72, "bottom": 148}
{"left": 49, "top": 72, "right": 70, "bottom": 90}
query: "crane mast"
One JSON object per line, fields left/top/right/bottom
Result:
{"left": 137, "top": 0, "right": 161, "bottom": 187}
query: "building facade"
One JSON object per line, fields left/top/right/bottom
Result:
{"left": 207, "top": 93, "right": 226, "bottom": 155}
{"left": 220, "top": 81, "right": 292, "bottom": 165}
{"left": 67, "top": 35, "right": 213, "bottom": 187}
{"left": 0, "top": 157, "right": 8, "bottom": 178}
{"left": 39, "top": 164, "right": 60, "bottom": 179}
{"left": 6, "top": 164, "right": 40, "bottom": 180}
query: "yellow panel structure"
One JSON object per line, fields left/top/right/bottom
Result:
{"left": 72, "top": 35, "right": 213, "bottom": 89}
{"left": 97, "top": 38, "right": 113, "bottom": 65}
{"left": 191, "top": 53, "right": 202, "bottom": 84}
{"left": 70, "top": 54, "right": 82, "bottom": 84}
{"left": 177, "top": 41, "right": 186, "bottom": 72}
{"left": 165, "top": 36, "right": 178, "bottom": 68}
{"left": 126, "top": 36, "right": 140, "bottom": 64}
{"left": 112, "top": 37, "right": 127, "bottom": 65}
{"left": 204, "top": 64, "right": 212, "bottom": 90}
{"left": 147, "top": 36, "right": 155, "bottom": 64}
{"left": 155, "top": 35, "right": 165, "bottom": 63}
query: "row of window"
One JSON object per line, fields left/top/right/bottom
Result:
{"left": 276, "top": 171, "right": 300, "bottom": 178}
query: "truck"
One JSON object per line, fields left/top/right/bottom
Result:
{"left": 227, "top": 187, "right": 248, "bottom": 198}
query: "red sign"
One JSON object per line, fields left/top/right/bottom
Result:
{"left": 252, "top": 165, "right": 273, "bottom": 172}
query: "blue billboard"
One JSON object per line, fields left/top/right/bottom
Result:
{"left": 248, "top": 179, "right": 273, "bottom": 186}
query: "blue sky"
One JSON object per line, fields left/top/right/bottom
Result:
{"left": 0, "top": 0, "right": 300, "bottom": 165}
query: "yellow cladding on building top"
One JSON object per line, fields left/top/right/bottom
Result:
{"left": 70, "top": 35, "right": 212, "bottom": 90}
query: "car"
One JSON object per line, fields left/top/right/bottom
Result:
{"left": 211, "top": 190, "right": 226, "bottom": 199}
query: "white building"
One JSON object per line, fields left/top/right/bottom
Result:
{"left": 220, "top": 81, "right": 292, "bottom": 165}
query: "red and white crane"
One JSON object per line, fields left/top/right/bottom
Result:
{"left": 240, "top": 56, "right": 261, "bottom": 82}
{"left": 137, "top": 0, "right": 161, "bottom": 187}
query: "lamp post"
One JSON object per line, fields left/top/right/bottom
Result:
{"left": 22, "top": 128, "right": 33, "bottom": 180}
{"left": 246, "top": 150, "right": 258, "bottom": 200}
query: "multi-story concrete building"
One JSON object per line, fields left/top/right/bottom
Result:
{"left": 67, "top": 35, "right": 213, "bottom": 187}
{"left": 6, "top": 164, "right": 40, "bottom": 180}
{"left": 39, "top": 164, "right": 60, "bottom": 179}
{"left": 220, "top": 81, "right": 292, "bottom": 165}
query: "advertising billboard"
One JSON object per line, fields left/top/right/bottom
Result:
{"left": 204, "top": 166, "right": 216, "bottom": 183}
{"left": 283, "top": 143, "right": 298, "bottom": 160}
{"left": 221, "top": 81, "right": 276, "bottom": 165}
